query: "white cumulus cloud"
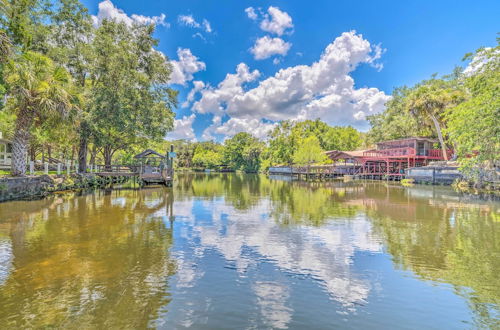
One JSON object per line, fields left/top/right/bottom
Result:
{"left": 169, "top": 48, "right": 206, "bottom": 86}
{"left": 167, "top": 114, "right": 197, "bottom": 141}
{"left": 245, "top": 7, "right": 258, "bottom": 20}
{"left": 251, "top": 36, "right": 292, "bottom": 60}
{"left": 182, "top": 81, "right": 206, "bottom": 108}
{"left": 192, "top": 63, "right": 260, "bottom": 116}
{"left": 191, "top": 31, "right": 389, "bottom": 137}
{"left": 92, "top": 0, "right": 168, "bottom": 27}
{"left": 260, "top": 6, "right": 293, "bottom": 36}
{"left": 203, "top": 117, "right": 276, "bottom": 141}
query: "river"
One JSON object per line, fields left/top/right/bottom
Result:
{"left": 0, "top": 173, "right": 498, "bottom": 329}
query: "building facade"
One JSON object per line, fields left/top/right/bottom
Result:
{"left": 0, "top": 134, "right": 12, "bottom": 168}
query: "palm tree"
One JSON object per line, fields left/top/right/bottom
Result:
{"left": 5, "top": 51, "right": 75, "bottom": 176}
{"left": 405, "top": 79, "right": 465, "bottom": 161}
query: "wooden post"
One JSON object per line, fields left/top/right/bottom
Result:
{"left": 57, "top": 163, "right": 61, "bottom": 175}
{"left": 44, "top": 162, "right": 49, "bottom": 175}
{"left": 67, "top": 161, "right": 71, "bottom": 175}
{"left": 29, "top": 161, "right": 34, "bottom": 176}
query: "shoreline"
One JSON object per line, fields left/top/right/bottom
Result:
{"left": 0, "top": 174, "right": 130, "bottom": 203}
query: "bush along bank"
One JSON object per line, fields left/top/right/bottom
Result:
{"left": 0, "top": 174, "right": 130, "bottom": 202}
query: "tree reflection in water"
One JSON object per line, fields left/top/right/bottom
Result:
{"left": 0, "top": 188, "right": 177, "bottom": 329}
{"left": 0, "top": 174, "right": 498, "bottom": 329}
{"left": 176, "top": 173, "right": 499, "bottom": 328}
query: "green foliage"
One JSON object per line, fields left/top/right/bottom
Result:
{"left": 445, "top": 42, "right": 500, "bottom": 181}
{"left": 266, "top": 119, "right": 362, "bottom": 167}
{"left": 5, "top": 51, "right": 76, "bottom": 120}
{"left": 88, "top": 20, "right": 177, "bottom": 165}
{"left": 0, "top": 110, "right": 15, "bottom": 137}
{"left": 223, "top": 132, "right": 264, "bottom": 172}
{"left": 292, "top": 135, "right": 328, "bottom": 166}
{"left": 366, "top": 86, "right": 433, "bottom": 144}
{"left": 267, "top": 120, "right": 295, "bottom": 165}
{"left": 324, "top": 125, "right": 362, "bottom": 151}
{"left": 192, "top": 145, "right": 222, "bottom": 169}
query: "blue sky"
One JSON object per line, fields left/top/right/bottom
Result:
{"left": 82, "top": 0, "right": 499, "bottom": 141}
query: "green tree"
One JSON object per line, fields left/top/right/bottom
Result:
{"left": 446, "top": 43, "right": 500, "bottom": 182}
{"left": 405, "top": 79, "right": 465, "bottom": 160}
{"left": 267, "top": 120, "right": 295, "bottom": 165}
{"left": 0, "top": 0, "right": 11, "bottom": 62}
{"left": 5, "top": 51, "right": 76, "bottom": 175}
{"left": 47, "top": 0, "right": 94, "bottom": 171}
{"left": 0, "top": 0, "right": 52, "bottom": 52}
{"left": 323, "top": 125, "right": 362, "bottom": 151}
{"left": 192, "top": 146, "right": 223, "bottom": 169}
{"left": 366, "top": 86, "right": 433, "bottom": 145}
{"left": 223, "top": 132, "right": 263, "bottom": 172}
{"left": 89, "top": 20, "right": 177, "bottom": 169}
{"left": 292, "top": 135, "right": 328, "bottom": 166}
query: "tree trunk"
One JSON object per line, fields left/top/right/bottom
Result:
{"left": 78, "top": 121, "right": 90, "bottom": 173}
{"left": 47, "top": 145, "right": 52, "bottom": 162}
{"left": 89, "top": 144, "right": 97, "bottom": 167}
{"left": 11, "top": 108, "right": 34, "bottom": 176}
{"left": 29, "top": 143, "right": 36, "bottom": 162}
{"left": 103, "top": 145, "right": 113, "bottom": 171}
{"left": 70, "top": 146, "right": 75, "bottom": 167}
{"left": 429, "top": 113, "right": 448, "bottom": 161}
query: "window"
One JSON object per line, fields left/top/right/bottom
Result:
{"left": 6, "top": 143, "right": 12, "bottom": 153}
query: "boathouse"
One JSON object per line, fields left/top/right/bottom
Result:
{"left": 133, "top": 148, "right": 174, "bottom": 185}
{"left": 326, "top": 137, "right": 450, "bottom": 179}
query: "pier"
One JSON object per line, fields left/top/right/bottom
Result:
{"left": 93, "top": 147, "right": 175, "bottom": 186}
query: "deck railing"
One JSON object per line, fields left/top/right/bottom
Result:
{"left": 362, "top": 147, "right": 451, "bottom": 159}
{"left": 427, "top": 149, "right": 453, "bottom": 159}
{"left": 363, "top": 147, "right": 416, "bottom": 158}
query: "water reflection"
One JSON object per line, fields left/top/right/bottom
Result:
{"left": 0, "top": 189, "right": 176, "bottom": 329}
{"left": 0, "top": 174, "right": 498, "bottom": 329}
{"left": 174, "top": 173, "right": 499, "bottom": 328}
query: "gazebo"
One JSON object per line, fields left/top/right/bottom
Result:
{"left": 133, "top": 148, "right": 174, "bottom": 185}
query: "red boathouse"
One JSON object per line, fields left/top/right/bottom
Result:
{"left": 326, "top": 137, "right": 451, "bottom": 179}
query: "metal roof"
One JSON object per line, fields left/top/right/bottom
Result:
{"left": 134, "top": 149, "right": 165, "bottom": 159}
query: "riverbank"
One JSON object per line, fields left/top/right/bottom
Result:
{"left": 0, "top": 174, "right": 129, "bottom": 202}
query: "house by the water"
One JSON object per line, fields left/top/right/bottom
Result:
{"left": 0, "top": 132, "right": 12, "bottom": 169}
{"left": 325, "top": 137, "right": 449, "bottom": 178}
{"left": 269, "top": 137, "right": 451, "bottom": 180}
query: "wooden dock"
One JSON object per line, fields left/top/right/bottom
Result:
{"left": 92, "top": 146, "right": 176, "bottom": 186}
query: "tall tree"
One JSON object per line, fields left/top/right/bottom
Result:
{"left": 5, "top": 51, "right": 76, "bottom": 175}
{"left": 89, "top": 20, "right": 177, "bottom": 169}
{"left": 405, "top": 79, "right": 465, "bottom": 160}
{"left": 48, "top": 0, "right": 93, "bottom": 172}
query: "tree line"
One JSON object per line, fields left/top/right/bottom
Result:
{"left": 169, "top": 120, "right": 363, "bottom": 172}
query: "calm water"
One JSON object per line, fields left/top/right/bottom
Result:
{"left": 0, "top": 174, "right": 499, "bottom": 329}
